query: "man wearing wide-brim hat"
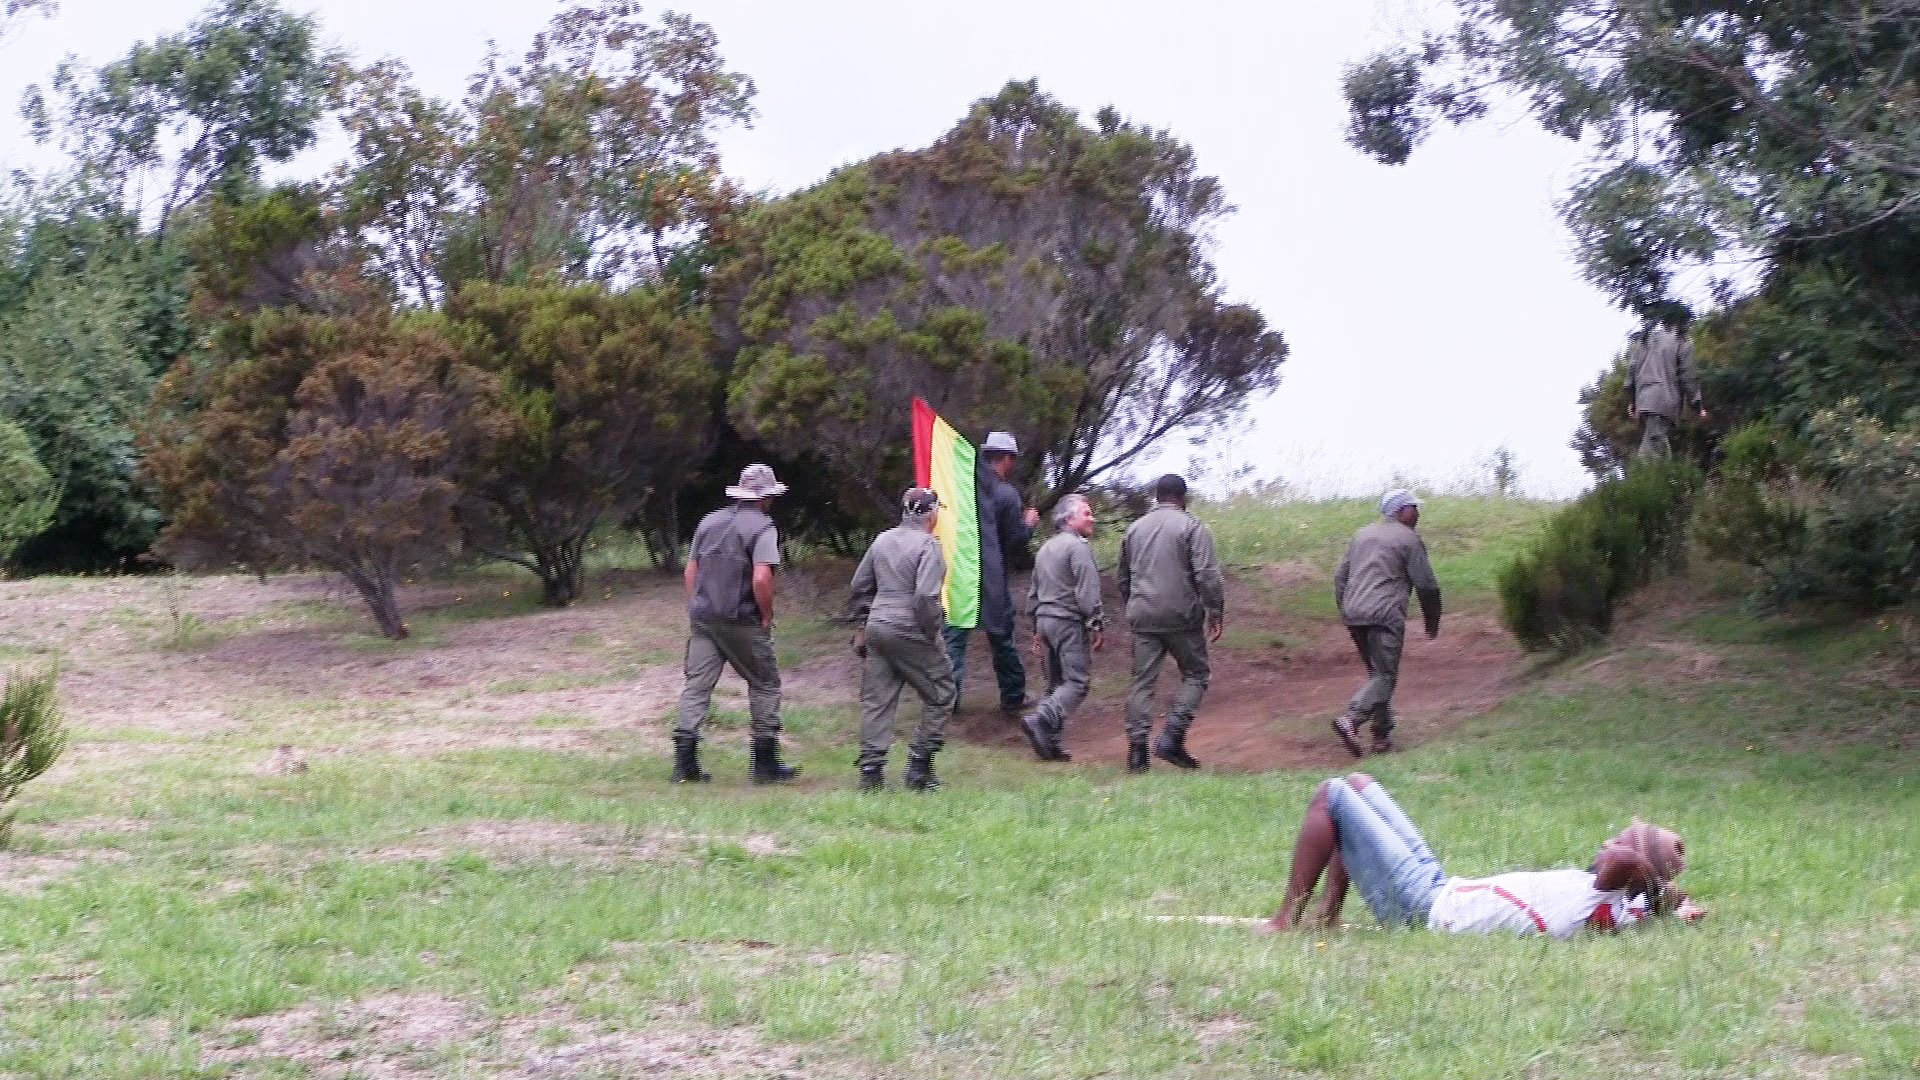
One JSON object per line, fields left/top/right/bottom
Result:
{"left": 944, "top": 430, "right": 1040, "bottom": 715}
{"left": 1330, "top": 489, "right": 1442, "bottom": 757}
{"left": 671, "top": 463, "right": 802, "bottom": 785}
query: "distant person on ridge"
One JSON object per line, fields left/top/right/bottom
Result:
{"left": 1258, "top": 772, "right": 1705, "bottom": 936}
{"left": 945, "top": 431, "right": 1040, "bottom": 716}
{"left": 1118, "top": 474, "right": 1225, "bottom": 772}
{"left": 1020, "top": 493, "right": 1104, "bottom": 762}
{"left": 847, "top": 487, "right": 956, "bottom": 792}
{"left": 1626, "top": 314, "right": 1706, "bottom": 459}
{"left": 1331, "top": 489, "right": 1441, "bottom": 756}
{"left": 671, "top": 464, "right": 800, "bottom": 785}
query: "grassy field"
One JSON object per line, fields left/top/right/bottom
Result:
{"left": 2, "top": 499, "right": 1916, "bottom": 1079}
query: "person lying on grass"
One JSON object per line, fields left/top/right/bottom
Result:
{"left": 1258, "top": 772, "right": 1707, "bottom": 937}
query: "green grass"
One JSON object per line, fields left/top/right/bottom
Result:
{"left": 2, "top": 500, "right": 1915, "bottom": 1078}
{"left": 3, "top": 620, "right": 1915, "bottom": 1078}
{"left": 1098, "top": 495, "right": 1559, "bottom": 619}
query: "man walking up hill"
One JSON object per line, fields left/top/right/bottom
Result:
{"left": 1331, "top": 489, "right": 1441, "bottom": 757}
{"left": 1118, "top": 474, "right": 1224, "bottom": 772}
{"left": 848, "top": 487, "right": 956, "bottom": 792}
{"left": 1021, "top": 493, "right": 1104, "bottom": 762}
{"left": 1627, "top": 316, "right": 1706, "bottom": 459}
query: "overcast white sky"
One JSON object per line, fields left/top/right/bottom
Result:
{"left": 1, "top": 0, "right": 1637, "bottom": 498}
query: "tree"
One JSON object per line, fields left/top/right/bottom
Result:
{"left": 333, "top": 58, "right": 463, "bottom": 307}
{"left": 274, "top": 345, "right": 491, "bottom": 637}
{"left": 0, "top": 418, "right": 56, "bottom": 568}
{"left": 146, "top": 308, "right": 497, "bottom": 638}
{"left": 1342, "top": 3, "right": 1920, "bottom": 309}
{"left": 0, "top": 264, "right": 161, "bottom": 570}
{"left": 441, "top": 280, "right": 717, "bottom": 605}
{"left": 1341, "top": 1, "right": 1920, "bottom": 436}
{"left": 0, "top": 0, "right": 54, "bottom": 44}
{"left": 21, "top": 0, "right": 340, "bottom": 233}
{"left": 337, "top": 0, "right": 754, "bottom": 305}
{"left": 719, "top": 81, "right": 1286, "bottom": 522}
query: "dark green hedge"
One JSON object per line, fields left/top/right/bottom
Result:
{"left": 1499, "top": 458, "right": 1703, "bottom": 652}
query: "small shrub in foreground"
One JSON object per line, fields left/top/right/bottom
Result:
{"left": 0, "top": 664, "right": 66, "bottom": 848}
{"left": 1500, "top": 457, "right": 1702, "bottom": 651}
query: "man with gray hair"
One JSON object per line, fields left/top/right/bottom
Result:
{"left": 1020, "top": 493, "right": 1104, "bottom": 762}
{"left": 847, "top": 487, "right": 956, "bottom": 791}
{"left": 674, "top": 464, "right": 800, "bottom": 784}
{"left": 1118, "top": 474, "right": 1225, "bottom": 772}
{"left": 1331, "top": 489, "right": 1442, "bottom": 757}
{"left": 1626, "top": 315, "right": 1706, "bottom": 459}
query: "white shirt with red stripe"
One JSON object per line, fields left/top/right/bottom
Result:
{"left": 1426, "top": 869, "right": 1650, "bottom": 938}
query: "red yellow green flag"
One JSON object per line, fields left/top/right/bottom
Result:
{"left": 911, "top": 397, "right": 980, "bottom": 630}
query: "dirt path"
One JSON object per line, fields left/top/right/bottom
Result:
{"left": 947, "top": 572, "right": 1525, "bottom": 772}
{"left": 1, "top": 561, "right": 1525, "bottom": 776}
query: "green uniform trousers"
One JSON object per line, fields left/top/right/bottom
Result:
{"left": 1125, "top": 627, "right": 1210, "bottom": 743}
{"left": 1637, "top": 412, "right": 1676, "bottom": 458}
{"left": 676, "top": 619, "right": 782, "bottom": 740}
{"left": 1032, "top": 615, "right": 1092, "bottom": 743}
{"left": 1346, "top": 623, "right": 1405, "bottom": 737}
{"left": 858, "top": 623, "right": 955, "bottom": 769}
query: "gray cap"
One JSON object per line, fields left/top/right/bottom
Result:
{"left": 1379, "top": 489, "right": 1422, "bottom": 517}
{"left": 726, "top": 463, "right": 789, "bottom": 501}
{"left": 982, "top": 431, "right": 1019, "bottom": 454}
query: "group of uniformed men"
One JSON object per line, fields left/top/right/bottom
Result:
{"left": 670, "top": 434, "right": 1445, "bottom": 789}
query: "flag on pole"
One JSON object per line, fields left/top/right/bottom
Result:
{"left": 911, "top": 397, "right": 980, "bottom": 630}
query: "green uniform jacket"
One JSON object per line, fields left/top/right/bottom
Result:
{"left": 1117, "top": 504, "right": 1224, "bottom": 633}
{"left": 1029, "top": 530, "right": 1104, "bottom": 632}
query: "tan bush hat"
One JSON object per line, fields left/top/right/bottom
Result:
{"left": 726, "top": 463, "right": 789, "bottom": 500}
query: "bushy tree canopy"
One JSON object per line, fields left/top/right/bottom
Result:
{"left": 721, "top": 80, "right": 1286, "bottom": 519}
{"left": 1342, "top": 1, "right": 1920, "bottom": 320}
{"left": 0, "top": 264, "right": 161, "bottom": 569}
{"left": 146, "top": 307, "right": 497, "bottom": 637}
{"left": 0, "top": 418, "right": 56, "bottom": 569}
{"left": 338, "top": 0, "right": 754, "bottom": 306}
{"left": 441, "top": 280, "right": 718, "bottom": 604}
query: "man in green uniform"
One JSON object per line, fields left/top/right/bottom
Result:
{"left": 1020, "top": 493, "right": 1104, "bottom": 762}
{"left": 1118, "top": 474, "right": 1225, "bottom": 772}
{"left": 672, "top": 463, "right": 800, "bottom": 785}
{"left": 1331, "top": 489, "right": 1442, "bottom": 757}
{"left": 1627, "top": 316, "right": 1706, "bottom": 459}
{"left": 848, "top": 487, "right": 955, "bottom": 792}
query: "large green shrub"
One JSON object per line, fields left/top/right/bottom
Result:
{"left": 1758, "top": 405, "right": 1920, "bottom": 611}
{"left": 1499, "top": 458, "right": 1702, "bottom": 651}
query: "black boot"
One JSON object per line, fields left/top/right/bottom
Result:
{"left": 750, "top": 735, "right": 800, "bottom": 784}
{"left": 1127, "top": 740, "right": 1149, "bottom": 773}
{"left": 1018, "top": 712, "right": 1053, "bottom": 761}
{"left": 858, "top": 764, "right": 885, "bottom": 792}
{"left": 1154, "top": 727, "right": 1201, "bottom": 769}
{"left": 670, "top": 734, "right": 711, "bottom": 784}
{"left": 903, "top": 749, "right": 943, "bottom": 791}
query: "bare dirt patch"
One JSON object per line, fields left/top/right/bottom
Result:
{"left": 0, "top": 847, "right": 130, "bottom": 893}
{"left": 660, "top": 939, "right": 905, "bottom": 988}
{"left": 208, "top": 991, "right": 871, "bottom": 1078}
{"left": 1191, "top": 1013, "right": 1255, "bottom": 1048}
